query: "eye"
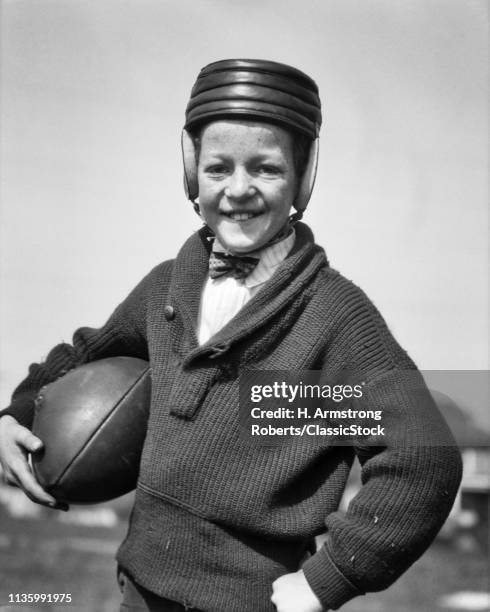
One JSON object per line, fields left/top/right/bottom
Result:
{"left": 257, "top": 164, "right": 282, "bottom": 177}
{"left": 204, "top": 164, "right": 229, "bottom": 177}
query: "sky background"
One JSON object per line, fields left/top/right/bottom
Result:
{"left": 0, "top": 1, "right": 488, "bottom": 423}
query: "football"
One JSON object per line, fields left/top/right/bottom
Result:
{"left": 32, "top": 356, "right": 151, "bottom": 504}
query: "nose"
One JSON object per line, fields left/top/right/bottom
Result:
{"left": 224, "top": 169, "right": 256, "bottom": 200}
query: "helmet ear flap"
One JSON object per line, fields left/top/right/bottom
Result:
{"left": 294, "top": 138, "right": 319, "bottom": 213}
{"left": 182, "top": 129, "right": 199, "bottom": 201}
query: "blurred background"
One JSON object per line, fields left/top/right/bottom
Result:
{"left": 0, "top": 1, "right": 488, "bottom": 610}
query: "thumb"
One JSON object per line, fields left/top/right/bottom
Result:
{"left": 17, "top": 428, "right": 44, "bottom": 453}
{"left": 29, "top": 437, "right": 44, "bottom": 452}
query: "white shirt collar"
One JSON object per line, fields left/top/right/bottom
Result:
{"left": 211, "top": 229, "right": 296, "bottom": 289}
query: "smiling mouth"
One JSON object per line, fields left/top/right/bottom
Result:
{"left": 221, "top": 211, "right": 262, "bottom": 221}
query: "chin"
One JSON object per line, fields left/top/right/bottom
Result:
{"left": 217, "top": 230, "right": 267, "bottom": 254}
{"left": 221, "top": 239, "right": 260, "bottom": 254}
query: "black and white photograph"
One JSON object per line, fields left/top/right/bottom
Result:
{"left": 0, "top": 1, "right": 488, "bottom": 611}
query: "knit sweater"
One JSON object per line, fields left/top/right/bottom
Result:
{"left": 2, "top": 223, "right": 462, "bottom": 611}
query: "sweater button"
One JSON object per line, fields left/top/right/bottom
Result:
{"left": 164, "top": 305, "right": 175, "bottom": 321}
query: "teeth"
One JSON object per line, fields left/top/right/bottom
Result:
{"left": 227, "top": 212, "right": 257, "bottom": 220}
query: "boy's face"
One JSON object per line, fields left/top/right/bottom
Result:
{"left": 197, "top": 120, "right": 297, "bottom": 254}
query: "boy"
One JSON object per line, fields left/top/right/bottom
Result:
{"left": 0, "top": 60, "right": 462, "bottom": 612}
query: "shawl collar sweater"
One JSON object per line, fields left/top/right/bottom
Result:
{"left": 165, "top": 223, "right": 326, "bottom": 420}
{"left": 1, "top": 223, "right": 462, "bottom": 612}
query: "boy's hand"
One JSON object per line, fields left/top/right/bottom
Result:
{"left": 0, "top": 415, "right": 68, "bottom": 510}
{"left": 271, "top": 569, "right": 324, "bottom": 612}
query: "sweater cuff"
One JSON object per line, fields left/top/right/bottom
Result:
{"left": 302, "top": 544, "right": 363, "bottom": 611}
{"left": 0, "top": 393, "right": 37, "bottom": 429}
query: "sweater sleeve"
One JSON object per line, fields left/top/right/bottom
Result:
{"left": 0, "top": 263, "right": 167, "bottom": 429}
{"left": 301, "top": 281, "right": 462, "bottom": 610}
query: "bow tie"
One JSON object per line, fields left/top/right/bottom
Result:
{"left": 209, "top": 251, "right": 260, "bottom": 280}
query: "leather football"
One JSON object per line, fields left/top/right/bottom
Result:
{"left": 32, "top": 356, "right": 151, "bottom": 504}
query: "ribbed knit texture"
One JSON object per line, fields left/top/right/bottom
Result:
{"left": 1, "top": 223, "right": 462, "bottom": 612}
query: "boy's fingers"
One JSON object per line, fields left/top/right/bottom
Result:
{"left": 1, "top": 418, "right": 68, "bottom": 510}
{"left": 26, "top": 494, "right": 69, "bottom": 512}
{"left": 10, "top": 456, "right": 57, "bottom": 506}
{"left": 17, "top": 428, "right": 43, "bottom": 453}
{"left": 2, "top": 467, "right": 20, "bottom": 487}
